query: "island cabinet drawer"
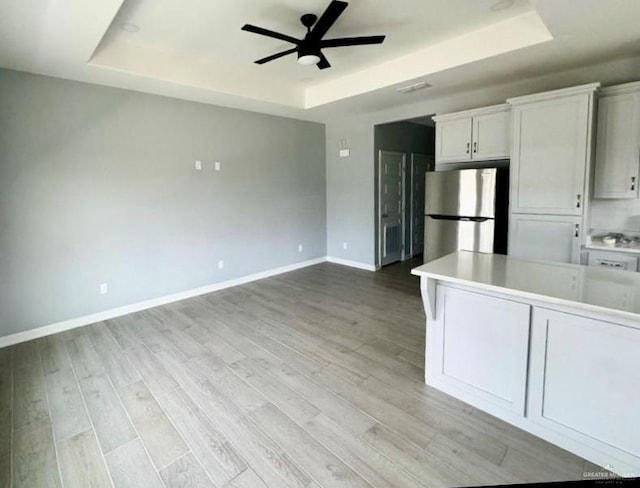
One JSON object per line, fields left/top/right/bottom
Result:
{"left": 426, "top": 285, "right": 531, "bottom": 415}
{"left": 529, "top": 308, "right": 640, "bottom": 472}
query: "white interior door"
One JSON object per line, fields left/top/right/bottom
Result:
{"left": 409, "top": 154, "right": 432, "bottom": 257}
{"left": 379, "top": 151, "right": 405, "bottom": 267}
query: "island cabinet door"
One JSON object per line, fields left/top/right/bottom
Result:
{"left": 427, "top": 285, "right": 531, "bottom": 415}
{"left": 529, "top": 308, "right": 640, "bottom": 472}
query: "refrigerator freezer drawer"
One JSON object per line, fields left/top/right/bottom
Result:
{"left": 424, "top": 216, "right": 495, "bottom": 263}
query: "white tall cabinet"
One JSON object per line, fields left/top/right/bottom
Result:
{"left": 507, "top": 83, "right": 600, "bottom": 263}
{"left": 593, "top": 82, "right": 640, "bottom": 199}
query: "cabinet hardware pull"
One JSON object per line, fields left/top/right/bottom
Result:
{"left": 466, "top": 142, "right": 470, "bottom": 154}
{"left": 632, "top": 176, "right": 636, "bottom": 191}
{"left": 576, "top": 194, "right": 581, "bottom": 208}
{"left": 575, "top": 224, "right": 580, "bottom": 238}
{"left": 473, "top": 141, "right": 477, "bottom": 153}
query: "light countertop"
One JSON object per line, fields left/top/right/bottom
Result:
{"left": 585, "top": 236, "right": 640, "bottom": 255}
{"left": 411, "top": 251, "right": 640, "bottom": 323}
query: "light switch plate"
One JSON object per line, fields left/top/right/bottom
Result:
{"left": 214, "top": 162, "right": 221, "bottom": 171}
{"left": 195, "top": 160, "right": 202, "bottom": 170}
{"left": 339, "top": 149, "right": 350, "bottom": 158}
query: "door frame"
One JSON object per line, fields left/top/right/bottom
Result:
{"left": 377, "top": 150, "right": 407, "bottom": 268}
{"left": 408, "top": 153, "right": 433, "bottom": 258}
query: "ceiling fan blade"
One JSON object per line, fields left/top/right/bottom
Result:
{"left": 321, "top": 35, "right": 386, "bottom": 48}
{"left": 308, "top": 0, "right": 348, "bottom": 41}
{"left": 255, "top": 48, "right": 298, "bottom": 64}
{"left": 241, "top": 24, "right": 300, "bottom": 45}
{"left": 317, "top": 52, "right": 331, "bottom": 70}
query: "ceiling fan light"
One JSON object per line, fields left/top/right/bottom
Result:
{"left": 298, "top": 54, "right": 321, "bottom": 66}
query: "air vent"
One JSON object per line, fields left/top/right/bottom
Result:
{"left": 397, "top": 81, "right": 431, "bottom": 94}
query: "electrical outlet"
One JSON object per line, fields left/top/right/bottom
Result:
{"left": 298, "top": 244, "right": 303, "bottom": 252}
{"left": 339, "top": 149, "right": 350, "bottom": 158}
{"left": 343, "top": 242, "right": 348, "bottom": 250}
{"left": 195, "top": 160, "right": 202, "bottom": 171}
{"left": 99, "top": 283, "right": 108, "bottom": 295}
{"left": 214, "top": 161, "right": 221, "bottom": 171}
{"left": 218, "top": 260, "right": 224, "bottom": 270}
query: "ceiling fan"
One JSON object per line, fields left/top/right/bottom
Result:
{"left": 241, "top": 0, "right": 386, "bottom": 70}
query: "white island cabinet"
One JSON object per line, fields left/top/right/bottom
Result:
{"left": 412, "top": 251, "right": 640, "bottom": 477}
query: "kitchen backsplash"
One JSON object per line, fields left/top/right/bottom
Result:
{"left": 590, "top": 199, "right": 640, "bottom": 231}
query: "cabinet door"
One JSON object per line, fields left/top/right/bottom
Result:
{"left": 509, "top": 214, "right": 581, "bottom": 264}
{"left": 594, "top": 93, "right": 640, "bottom": 199}
{"left": 472, "top": 111, "right": 511, "bottom": 160}
{"left": 435, "top": 117, "right": 472, "bottom": 163}
{"left": 426, "top": 285, "right": 531, "bottom": 415}
{"left": 510, "top": 95, "right": 590, "bottom": 215}
{"left": 529, "top": 308, "right": 640, "bottom": 472}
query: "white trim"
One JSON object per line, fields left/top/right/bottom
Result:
{"left": 432, "top": 103, "right": 510, "bottom": 122}
{"left": 327, "top": 256, "right": 379, "bottom": 272}
{"left": 507, "top": 82, "right": 600, "bottom": 105}
{"left": 0, "top": 257, "right": 327, "bottom": 348}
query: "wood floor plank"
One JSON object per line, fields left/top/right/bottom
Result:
{"left": 105, "top": 318, "right": 143, "bottom": 352}
{"left": 66, "top": 335, "right": 105, "bottom": 381}
{"left": 0, "top": 408, "right": 10, "bottom": 488}
{"left": 44, "top": 368, "right": 91, "bottom": 442}
{"left": 360, "top": 375, "right": 509, "bottom": 465}
{"left": 12, "top": 360, "right": 48, "bottom": 429}
{"left": 106, "top": 438, "right": 163, "bottom": 488}
{"left": 0, "top": 347, "right": 11, "bottom": 412}
{"left": 83, "top": 322, "right": 113, "bottom": 345}
{"left": 260, "top": 361, "right": 377, "bottom": 437}
{"left": 57, "top": 429, "right": 112, "bottom": 488}
{"left": 160, "top": 353, "right": 313, "bottom": 488}
{"left": 159, "top": 452, "right": 214, "bottom": 487}
{"left": 124, "top": 344, "right": 178, "bottom": 396}
{"left": 11, "top": 341, "right": 40, "bottom": 370}
{"left": 118, "top": 380, "right": 188, "bottom": 469}
{"left": 500, "top": 444, "right": 586, "bottom": 482}
{"left": 249, "top": 403, "right": 373, "bottom": 488}
{"left": 13, "top": 419, "right": 61, "bottom": 488}
{"left": 38, "top": 335, "right": 72, "bottom": 375}
{"left": 157, "top": 387, "right": 247, "bottom": 486}
{"left": 80, "top": 374, "right": 137, "bottom": 454}
{"left": 93, "top": 338, "right": 141, "bottom": 389}
{"left": 224, "top": 468, "right": 268, "bottom": 488}
{"left": 304, "top": 413, "right": 425, "bottom": 488}
{"left": 229, "top": 358, "right": 320, "bottom": 425}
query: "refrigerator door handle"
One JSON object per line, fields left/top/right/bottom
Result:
{"left": 427, "top": 215, "right": 491, "bottom": 223}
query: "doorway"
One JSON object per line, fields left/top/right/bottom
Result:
{"left": 375, "top": 117, "right": 436, "bottom": 268}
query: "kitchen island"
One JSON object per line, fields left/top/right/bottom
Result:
{"left": 411, "top": 251, "right": 640, "bottom": 477}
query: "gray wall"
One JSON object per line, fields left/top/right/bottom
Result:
{"left": 0, "top": 69, "right": 326, "bottom": 336}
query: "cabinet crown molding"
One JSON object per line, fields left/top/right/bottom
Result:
{"left": 432, "top": 103, "right": 510, "bottom": 122}
{"left": 507, "top": 82, "right": 600, "bottom": 106}
{"left": 600, "top": 81, "right": 640, "bottom": 97}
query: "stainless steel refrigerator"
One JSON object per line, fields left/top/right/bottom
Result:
{"left": 424, "top": 167, "right": 509, "bottom": 263}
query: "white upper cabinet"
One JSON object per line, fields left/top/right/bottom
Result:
{"left": 434, "top": 105, "right": 510, "bottom": 163}
{"left": 594, "top": 82, "right": 640, "bottom": 199}
{"left": 472, "top": 110, "right": 512, "bottom": 160}
{"left": 508, "top": 83, "right": 599, "bottom": 216}
{"left": 436, "top": 117, "right": 473, "bottom": 162}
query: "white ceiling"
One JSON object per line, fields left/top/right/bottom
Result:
{"left": 1, "top": 0, "right": 639, "bottom": 121}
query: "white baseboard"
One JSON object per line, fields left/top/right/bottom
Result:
{"left": 326, "top": 256, "right": 378, "bottom": 272}
{"left": 0, "top": 257, "right": 327, "bottom": 348}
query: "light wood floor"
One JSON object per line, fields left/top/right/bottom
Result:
{"left": 0, "top": 259, "right": 599, "bottom": 487}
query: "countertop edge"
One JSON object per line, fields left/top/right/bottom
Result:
{"left": 411, "top": 269, "right": 640, "bottom": 326}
